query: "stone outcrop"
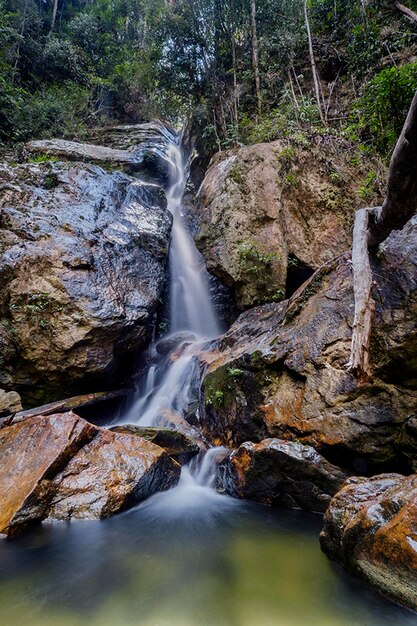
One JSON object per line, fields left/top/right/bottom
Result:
{"left": 0, "top": 155, "right": 171, "bottom": 404}
{"left": 219, "top": 438, "right": 349, "bottom": 512}
{"left": 320, "top": 474, "right": 417, "bottom": 610}
{"left": 196, "top": 137, "right": 383, "bottom": 308}
{"left": 26, "top": 139, "right": 144, "bottom": 170}
{"left": 200, "top": 217, "right": 417, "bottom": 472}
{"left": 27, "top": 122, "right": 174, "bottom": 186}
{"left": 111, "top": 424, "right": 200, "bottom": 464}
{"left": 0, "top": 412, "right": 180, "bottom": 535}
{"left": 0, "top": 389, "right": 22, "bottom": 416}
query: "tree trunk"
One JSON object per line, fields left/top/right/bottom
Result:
{"left": 250, "top": 0, "right": 262, "bottom": 116}
{"left": 368, "top": 89, "right": 417, "bottom": 246}
{"left": 395, "top": 1, "right": 417, "bottom": 24}
{"left": 304, "top": 0, "right": 324, "bottom": 122}
{"left": 347, "top": 208, "right": 375, "bottom": 381}
{"left": 50, "top": 0, "right": 59, "bottom": 34}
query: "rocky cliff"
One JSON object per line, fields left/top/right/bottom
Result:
{"left": 0, "top": 125, "right": 173, "bottom": 405}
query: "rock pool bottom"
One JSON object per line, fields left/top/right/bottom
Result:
{"left": 0, "top": 489, "right": 415, "bottom": 626}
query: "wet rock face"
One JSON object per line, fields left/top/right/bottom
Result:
{"left": 220, "top": 438, "right": 349, "bottom": 512}
{"left": 196, "top": 138, "right": 381, "bottom": 308}
{"left": 0, "top": 159, "right": 172, "bottom": 404}
{"left": 200, "top": 218, "right": 417, "bottom": 472}
{"left": 50, "top": 429, "right": 180, "bottom": 520}
{"left": 0, "top": 412, "right": 180, "bottom": 535}
{"left": 320, "top": 474, "right": 417, "bottom": 610}
{"left": 0, "top": 413, "right": 96, "bottom": 535}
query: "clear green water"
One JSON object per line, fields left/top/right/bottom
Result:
{"left": 0, "top": 493, "right": 415, "bottom": 626}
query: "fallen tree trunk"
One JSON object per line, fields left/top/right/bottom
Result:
{"left": 349, "top": 89, "right": 417, "bottom": 380}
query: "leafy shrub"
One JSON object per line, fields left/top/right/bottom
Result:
{"left": 355, "top": 63, "right": 417, "bottom": 154}
{"left": 21, "top": 82, "right": 91, "bottom": 140}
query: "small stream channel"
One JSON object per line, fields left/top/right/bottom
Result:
{"left": 0, "top": 132, "right": 416, "bottom": 626}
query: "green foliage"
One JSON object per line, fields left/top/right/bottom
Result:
{"left": 355, "top": 63, "right": 417, "bottom": 154}
{"left": 28, "top": 154, "right": 58, "bottom": 164}
{"left": 358, "top": 171, "right": 378, "bottom": 199}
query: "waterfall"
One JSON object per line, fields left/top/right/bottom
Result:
{"left": 120, "top": 135, "right": 227, "bottom": 499}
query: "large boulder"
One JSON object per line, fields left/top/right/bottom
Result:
{"left": 0, "top": 413, "right": 96, "bottom": 535}
{"left": 0, "top": 412, "right": 180, "bottom": 535}
{"left": 0, "top": 157, "right": 171, "bottom": 405}
{"left": 220, "top": 438, "right": 349, "bottom": 512}
{"left": 196, "top": 137, "right": 382, "bottom": 308}
{"left": 200, "top": 218, "right": 417, "bottom": 472}
{"left": 50, "top": 429, "right": 180, "bottom": 520}
{"left": 320, "top": 474, "right": 417, "bottom": 610}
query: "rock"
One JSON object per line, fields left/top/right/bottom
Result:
{"left": 110, "top": 424, "right": 200, "bottom": 463}
{"left": 27, "top": 122, "right": 175, "bottom": 186}
{"left": 196, "top": 137, "right": 383, "bottom": 308}
{"left": 0, "top": 389, "right": 22, "bottom": 417}
{"left": 220, "top": 439, "right": 349, "bottom": 512}
{"left": 0, "top": 413, "right": 96, "bottom": 535}
{"left": 0, "top": 157, "right": 171, "bottom": 404}
{"left": 320, "top": 474, "right": 417, "bottom": 610}
{"left": 26, "top": 139, "right": 144, "bottom": 171}
{"left": 49, "top": 429, "right": 180, "bottom": 520}
{"left": 0, "top": 412, "right": 180, "bottom": 535}
{"left": 200, "top": 217, "right": 417, "bottom": 471}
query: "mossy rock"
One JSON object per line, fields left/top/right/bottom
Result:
{"left": 110, "top": 425, "right": 200, "bottom": 464}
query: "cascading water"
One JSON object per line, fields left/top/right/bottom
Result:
{"left": 120, "top": 135, "right": 228, "bottom": 507}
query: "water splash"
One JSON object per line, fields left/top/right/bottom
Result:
{"left": 128, "top": 448, "right": 236, "bottom": 521}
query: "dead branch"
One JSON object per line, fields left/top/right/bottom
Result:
{"left": 395, "top": 1, "right": 417, "bottom": 25}
{"left": 347, "top": 208, "right": 375, "bottom": 381}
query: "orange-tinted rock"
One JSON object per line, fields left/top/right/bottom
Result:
{"left": 320, "top": 474, "right": 417, "bottom": 610}
{"left": 0, "top": 411, "right": 181, "bottom": 535}
{"left": 0, "top": 413, "right": 96, "bottom": 535}
{"left": 50, "top": 429, "right": 180, "bottom": 520}
{"left": 196, "top": 138, "right": 382, "bottom": 308}
{"left": 200, "top": 218, "right": 417, "bottom": 472}
{"left": 220, "top": 438, "right": 348, "bottom": 512}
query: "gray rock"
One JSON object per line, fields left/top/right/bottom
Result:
{"left": 0, "top": 389, "right": 22, "bottom": 416}
{"left": 0, "top": 159, "right": 172, "bottom": 404}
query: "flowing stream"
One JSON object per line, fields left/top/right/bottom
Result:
{"left": 122, "top": 140, "right": 221, "bottom": 429}
{"left": 0, "top": 134, "right": 416, "bottom": 626}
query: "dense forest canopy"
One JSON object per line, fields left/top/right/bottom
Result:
{"left": 1, "top": 0, "right": 417, "bottom": 155}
